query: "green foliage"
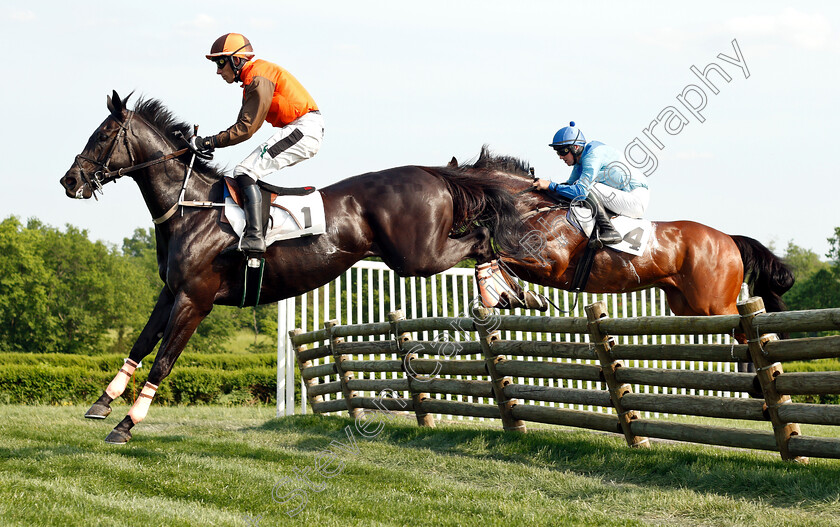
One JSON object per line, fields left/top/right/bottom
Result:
{"left": 0, "top": 351, "right": 274, "bottom": 370}
{"left": 782, "top": 232, "right": 840, "bottom": 334}
{"left": 0, "top": 359, "right": 276, "bottom": 405}
{"left": 782, "top": 240, "right": 829, "bottom": 279}
{"left": 0, "top": 365, "right": 110, "bottom": 404}
{"left": 784, "top": 269, "right": 840, "bottom": 311}
{"left": 0, "top": 217, "right": 161, "bottom": 353}
{"left": 0, "top": 216, "right": 275, "bottom": 355}
{"left": 785, "top": 359, "right": 840, "bottom": 404}
{"left": 828, "top": 227, "right": 840, "bottom": 266}
{"left": 0, "top": 352, "right": 123, "bottom": 371}
{"left": 0, "top": 217, "right": 60, "bottom": 353}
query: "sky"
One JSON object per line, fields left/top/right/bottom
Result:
{"left": 2, "top": 1, "right": 839, "bottom": 258}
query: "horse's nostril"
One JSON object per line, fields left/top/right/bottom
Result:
{"left": 65, "top": 177, "right": 77, "bottom": 188}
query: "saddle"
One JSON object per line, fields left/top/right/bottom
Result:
{"left": 530, "top": 194, "right": 651, "bottom": 292}
{"left": 222, "top": 177, "right": 317, "bottom": 232}
{"left": 223, "top": 177, "right": 316, "bottom": 204}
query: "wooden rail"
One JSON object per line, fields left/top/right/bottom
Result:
{"left": 290, "top": 297, "right": 840, "bottom": 462}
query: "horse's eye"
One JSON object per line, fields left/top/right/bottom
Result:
{"left": 98, "top": 132, "right": 109, "bottom": 141}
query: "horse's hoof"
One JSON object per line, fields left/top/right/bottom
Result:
{"left": 85, "top": 402, "right": 112, "bottom": 419}
{"left": 498, "top": 292, "right": 526, "bottom": 310}
{"left": 104, "top": 428, "right": 132, "bottom": 445}
{"left": 524, "top": 291, "right": 549, "bottom": 312}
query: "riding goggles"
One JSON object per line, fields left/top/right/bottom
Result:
{"left": 554, "top": 145, "right": 574, "bottom": 156}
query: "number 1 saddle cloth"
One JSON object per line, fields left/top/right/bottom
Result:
{"left": 221, "top": 178, "right": 327, "bottom": 245}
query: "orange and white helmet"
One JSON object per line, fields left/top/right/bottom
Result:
{"left": 205, "top": 33, "right": 255, "bottom": 60}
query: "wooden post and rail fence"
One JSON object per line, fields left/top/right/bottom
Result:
{"left": 289, "top": 297, "right": 840, "bottom": 462}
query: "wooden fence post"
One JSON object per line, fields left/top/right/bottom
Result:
{"left": 326, "top": 320, "right": 361, "bottom": 419}
{"left": 474, "top": 307, "right": 526, "bottom": 433}
{"left": 585, "top": 301, "right": 650, "bottom": 449}
{"left": 290, "top": 328, "right": 324, "bottom": 412}
{"left": 388, "top": 311, "right": 435, "bottom": 427}
{"left": 737, "top": 297, "right": 808, "bottom": 463}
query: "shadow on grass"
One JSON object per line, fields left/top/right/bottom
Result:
{"left": 249, "top": 414, "right": 840, "bottom": 507}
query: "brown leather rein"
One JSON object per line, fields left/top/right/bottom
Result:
{"left": 72, "top": 111, "right": 190, "bottom": 198}
{"left": 72, "top": 112, "right": 222, "bottom": 224}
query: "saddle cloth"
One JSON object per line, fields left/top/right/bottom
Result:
{"left": 222, "top": 179, "right": 326, "bottom": 244}
{"left": 566, "top": 205, "right": 652, "bottom": 257}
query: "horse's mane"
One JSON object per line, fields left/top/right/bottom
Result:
{"left": 447, "top": 145, "right": 557, "bottom": 210}
{"left": 132, "top": 97, "right": 225, "bottom": 179}
{"left": 465, "top": 145, "right": 532, "bottom": 178}
{"left": 421, "top": 146, "right": 562, "bottom": 252}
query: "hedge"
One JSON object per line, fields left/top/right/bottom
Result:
{"left": 0, "top": 352, "right": 275, "bottom": 371}
{"left": 0, "top": 365, "right": 277, "bottom": 405}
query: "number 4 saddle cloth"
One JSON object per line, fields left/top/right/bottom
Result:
{"left": 221, "top": 179, "right": 327, "bottom": 244}
{"left": 567, "top": 206, "right": 652, "bottom": 256}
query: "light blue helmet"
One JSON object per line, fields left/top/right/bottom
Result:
{"left": 549, "top": 121, "right": 586, "bottom": 148}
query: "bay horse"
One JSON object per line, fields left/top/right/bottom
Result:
{"left": 60, "top": 91, "right": 526, "bottom": 444}
{"left": 443, "top": 148, "right": 793, "bottom": 319}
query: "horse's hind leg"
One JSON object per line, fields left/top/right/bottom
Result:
{"left": 85, "top": 287, "right": 175, "bottom": 419}
{"left": 105, "top": 291, "right": 210, "bottom": 444}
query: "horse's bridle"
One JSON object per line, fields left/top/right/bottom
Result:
{"left": 71, "top": 111, "right": 189, "bottom": 199}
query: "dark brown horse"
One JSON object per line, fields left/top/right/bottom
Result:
{"left": 60, "top": 91, "right": 526, "bottom": 443}
{"left": 443, "top": 149, "right": 793, "bottom": 318}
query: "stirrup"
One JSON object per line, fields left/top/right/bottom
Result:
{"left": 238, "top": 235, "right": 266, "bottom": 255}
{"left": 589, "top": 229, "right": 621, "bottom": 249}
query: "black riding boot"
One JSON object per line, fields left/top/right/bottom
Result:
{"left": 585, "top": 192, "right": 622, "bottom": 248}
{"left": 237, "top": 175, "right": 267, "bottom": 255}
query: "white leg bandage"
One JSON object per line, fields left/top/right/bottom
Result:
{"left": 127, "top": 382, "right": 159, "bottom": 424}
{"left": 477, "top": 261, "right": 519, "bottom": 308}
{"left": 105, "top": 359, "right": 139, "bottom": 399}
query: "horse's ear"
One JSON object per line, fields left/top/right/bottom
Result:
{"left": 107, "top": 90, "right": 124, "bottom": 118}
{"left": 448, "top": 156, "right": 458, "bottom": 168}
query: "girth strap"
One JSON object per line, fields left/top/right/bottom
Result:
{"left": 240, "top": 258, "right": 266, "bottom": 308}
{"left": 152, "top": 199, "right": 225, "bottom": 224}
{"left": 570, "top": 236, "right": 599, "bottom": 293}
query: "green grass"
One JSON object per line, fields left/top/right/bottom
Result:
{"left": 1, "top": 405, "right": 840, "bottom": 526}
{"left": 221, "top": 330, "right": 275, "bottom": 354}
{"left": 785, "top": 358, "right": 840, "bottom": 373}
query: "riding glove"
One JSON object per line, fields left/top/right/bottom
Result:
{"left": 189, "top": 135, "right": 215, "bottom": 153}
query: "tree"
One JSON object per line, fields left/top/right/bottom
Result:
{"left": 783, "top": 229, "right": 840, "bottom": 313}
{"left": 783, "top": 241, "right": 829, "bottom": 280}
{"left": 0, "top": 216, "right": 163, "bottom": 353}
{"left": 828, "top": 227, "right": 840, "bottom": 273}
{"left": 0, "top": 217, "right": 61, "bottom": 352}
{"left": 785, "top": 269, "right": 840, "bottom": 311}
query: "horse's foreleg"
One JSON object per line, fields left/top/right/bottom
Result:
{"left": 476, "top": 259, "right": 549, "bottom": 311}
{"left": 85, "top": 287, "right": 175, "bottom": 419}
{"left": 105, "top": 291, "right": 210, "bottom": 444}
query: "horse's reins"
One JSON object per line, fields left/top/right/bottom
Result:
{"left": 504, "top": 171, "right": 587, "bottom": 314}
{"left": 74, "top": 112, "right": 222, "bottom": 224}
{"left": 513, "top": 168, "right": 569, "bottom": 219}
{"left": 74, "top": 112, "right": 189, "bottom": 193}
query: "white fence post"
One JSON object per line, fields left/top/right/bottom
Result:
{"left": 275, "top": 259, "right": 748, "bottom": 418}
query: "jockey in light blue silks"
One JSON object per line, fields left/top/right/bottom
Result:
{"left": 533, "top": 121, "right": 650, "bottom": 248}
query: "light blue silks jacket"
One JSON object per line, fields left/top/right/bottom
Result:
{"left": 548, "top": 141, "right": 648, "bottom": 201}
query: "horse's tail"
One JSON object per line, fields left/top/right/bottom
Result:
{"left": 730, "top": 234, "right": 795, "bottom": 313}
{"left": 429, "top": 168, "right": 526, "bottom": 254}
